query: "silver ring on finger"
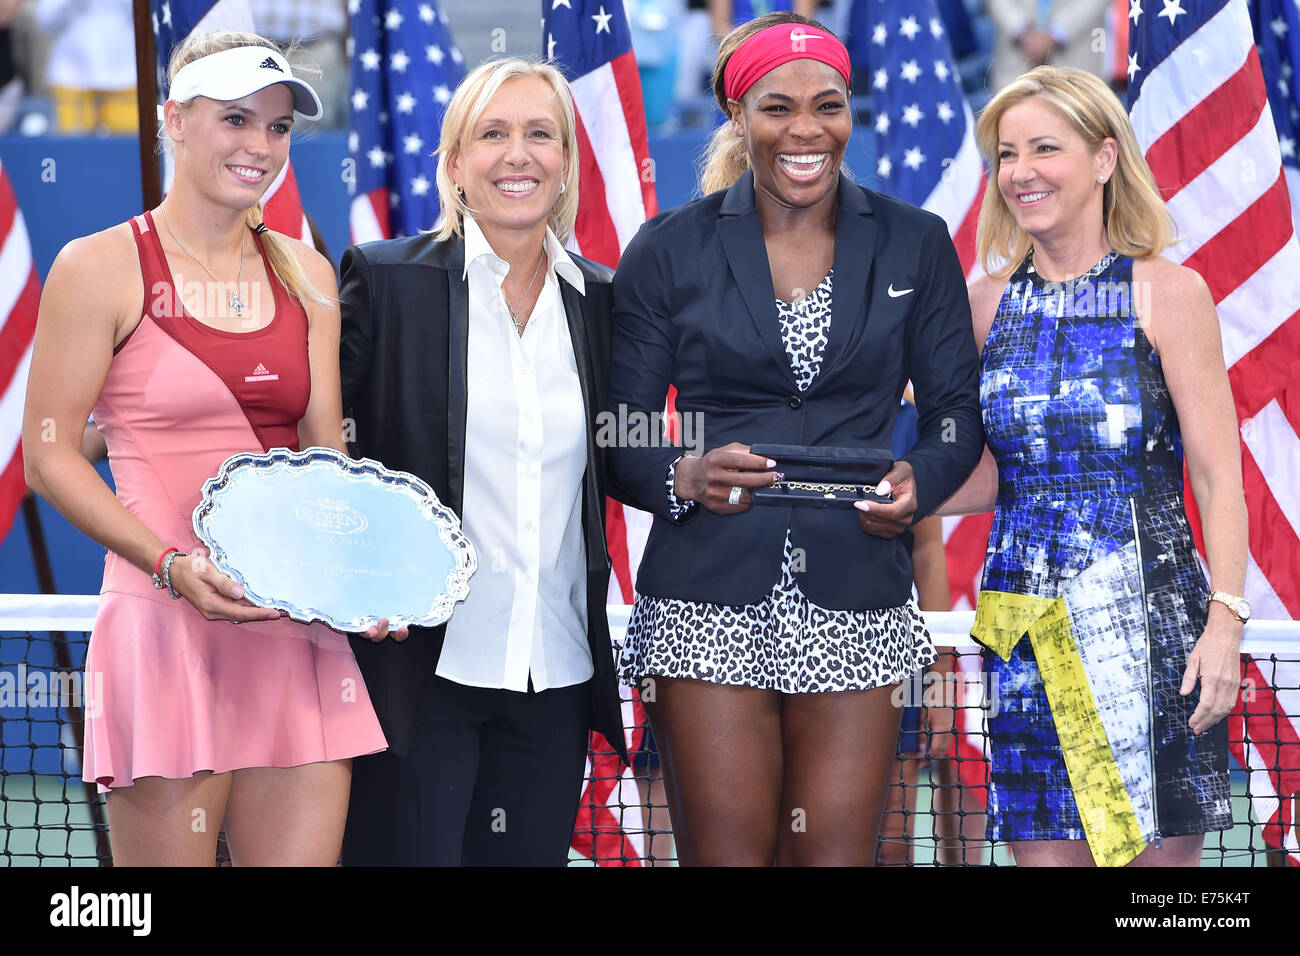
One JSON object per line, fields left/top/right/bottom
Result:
{"left": 728, "top": 485, "right": 742, "bottom": 506}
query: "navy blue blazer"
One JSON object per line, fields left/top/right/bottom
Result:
{"left": 607, "top": 170, "right": 983, "bottom": 610}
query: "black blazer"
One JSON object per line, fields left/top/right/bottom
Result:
{"left": 607, "top": 170, "right": 983, "bottom": 610}
{"left": 338, "top": 233, "right": 627, "bottom": 764}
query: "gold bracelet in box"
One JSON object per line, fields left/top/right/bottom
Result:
{"left": 770, "top": 479, "right": 883, "bottom": 499}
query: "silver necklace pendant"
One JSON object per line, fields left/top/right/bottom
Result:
{"left": 230, "top": 291, "right": 246, "bottom": 316}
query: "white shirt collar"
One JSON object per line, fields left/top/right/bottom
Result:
{"left": 461, "top": 213, "right": 585, "bottom": 296}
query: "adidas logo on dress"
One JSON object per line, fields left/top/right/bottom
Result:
{"left": 245, "top": 362, "right": 279, "bottom": 383}
{"left": 259, "top": 57, "right": 283, "bottom": 73}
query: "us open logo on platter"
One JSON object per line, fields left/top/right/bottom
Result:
{"left": 294, "top": 497, "right": 369, "bottom": 534}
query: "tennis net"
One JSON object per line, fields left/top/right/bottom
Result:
{"left": 2, "top": 596, "right": 1296, "bottom": 866}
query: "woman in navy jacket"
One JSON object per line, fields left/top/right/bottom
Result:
{"left": 609, "top": 12, "right": 983, "bottom": 865}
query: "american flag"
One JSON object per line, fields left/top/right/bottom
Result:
{"left": 544, "top": 0, "right": 659, "bottom": 866}
{"left": 1130, "top": 0, "right": 1300, "bottom": 866}
{"left": 857, "top": 0, "right": 993, "bottom": 807}
{"left": 1257, "top": 0, "right": 1300, "bottom": 222}
{"left": 0, "top": 162, "right": 40, "bottom": 544}
{"left": 346, "top": 0, "right": 464, "bottom": 242}
{"left": 151, "top": 0, "right": 313, "bottom": 241}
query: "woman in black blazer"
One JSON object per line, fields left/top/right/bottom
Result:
{"left": 609, "top": 13, "right": 983, "bottom": 865}
{"left": 337, "top": 57, "right": 626, "bottom": 866}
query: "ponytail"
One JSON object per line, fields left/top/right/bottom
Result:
{"left": 245, "top": 204, "right": 333, "bottom": 307}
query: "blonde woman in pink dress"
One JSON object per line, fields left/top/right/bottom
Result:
{"left": 22, "top": 32, "right": 401, "bottom": 866}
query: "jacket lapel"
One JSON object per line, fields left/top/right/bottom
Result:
{"left": 444, "top": 244, "right": 469, "bottom": 517}
{"left": 717, "top": 171, "right": 796, "bottom": 388}
{"left": 815, "top": 177, "right": 879, "bottom": 386}
{"left": 560, "top": 276, "right": 610, "bottom": 573}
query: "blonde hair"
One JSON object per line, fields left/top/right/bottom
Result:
{"left": 431, "top": 58, "right": 580, "bottom": 243}
{"left": 975, "top": 65, "right": 1175, "bottom": 277}
{"left": 164, "top": 30, "right": 331, "bottom": 307}
{"left": 699, "top": 11, "right": 847, "bottom": 195}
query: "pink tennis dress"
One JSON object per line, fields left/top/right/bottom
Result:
{"left": 82, "top": 211, "right": 387, "bottom": 793}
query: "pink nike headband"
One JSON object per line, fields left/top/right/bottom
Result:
{"left": 722, "top": 23, "right": 852, "bottom": 102}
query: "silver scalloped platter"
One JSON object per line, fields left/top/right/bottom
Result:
{"left": 193, "top": 447, "right": 477, "bottom": 632}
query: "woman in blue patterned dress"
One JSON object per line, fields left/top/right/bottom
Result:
{"left": 941, "top": 66, "right": 1249, "bottom": 867}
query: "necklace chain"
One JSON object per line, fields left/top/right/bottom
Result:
{"left": 158, "top": 210, "right": 248, "bottom": 316}
{"left": 504, "top": 249, "right": 547, "bottom": 337}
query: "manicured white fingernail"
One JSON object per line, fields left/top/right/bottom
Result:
{"left": 877, "top": 479, "right": 892, "bottom": 496}
{"left": 766, "top": 459, "right": 776, "bottom": 468}
{"left": 854, "top": 501, "right": 870, "bottom": 512}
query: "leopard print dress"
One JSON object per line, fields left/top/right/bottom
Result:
{"left": 616, "top": 270, "right": 938, "bottom": 694}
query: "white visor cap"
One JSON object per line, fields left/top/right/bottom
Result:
{"left": 168, "top": 46, "right": 323, "bottom": 121}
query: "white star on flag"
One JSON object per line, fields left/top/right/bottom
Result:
{"left": 902, "top": 103, "right": 924, "bottom": 126}
{"left": 1158, "top": 0, "right": 1186, "bottom": 26}
{"left": 410, "top": 175, "right": 431, "bottom": 196}
{"left": 900, "top": 59, "right": 921, "bottom": 83}
{"left": 903, "top": 147, "right": 926, "bottom": 170}
{"left": 396, "top": 92, "right": 416, "bottom": 113}
{"left": 385, "top": 9, "right": 404, "bottom": 29}
{"left": 426, "top": 45, "right": 444, "bottom": 64}
{"left": 391, "top": 50, "right": 410, "bottom": 72}
{"left": 404, "top": 132, "right": 425, "bottom": 155}
{"left": 899, "top": 15, "right": 920, "bottom": 40}
{"left": 592, "top": 5, "right": 612, "bottom": 33}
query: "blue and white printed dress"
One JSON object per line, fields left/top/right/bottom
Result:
{"left": 973, "top": 251, "right": 1232, "bottom": 866}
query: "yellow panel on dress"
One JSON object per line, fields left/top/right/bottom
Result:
{"left": 973, "top": 590, "right": 1147, "bottom": 867}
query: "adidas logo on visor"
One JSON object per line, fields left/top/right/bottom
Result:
{"left": 259, "top": 57, "right": 283, "bottom": 72}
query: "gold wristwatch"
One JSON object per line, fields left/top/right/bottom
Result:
{"left": 1208, "top": 591, "right": 1252, "bottom": 623}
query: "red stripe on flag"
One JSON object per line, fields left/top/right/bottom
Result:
{"left": 1230, "top": 657, "right": 1300, "bottom": 857}
{"left": 0, "top": 267, "right": 39, "bottom": 390}
{"left": 0, "top": 176, "right": 17, "bottom": 245}
{"left": 369, "top": 188, "right": 392, "bottom": 240}
{"left": 573, "top": 113, "right": 622, "bottom": 268}
{"left": 1241, "top": 442, "right": 1300, "bottom": 616}
{"left": 262, "top": 161, "right": 308, "bottom": 240}
{"left": 1145, "top": 46, "right": 1266, "bottom": 200}
{"left": 1182, "top": 173, "right": 1294, "bottom": 307}
{"left": 0, "top": 444, "right": 26, "bottom": 544}
{"left": 944, "top": 512, "right": 992, "bottom": 611}
{"left": 571, "top": 743, "right": 643, "bottom": 865}
{"left": 608, "top": 50, "right": 658, "bottom": 221}
{"left": 1227, "top": 310, "right": 1300, "bottom": 419}
{"left": 951, "top": 176, "right": 984, "bottom": 276}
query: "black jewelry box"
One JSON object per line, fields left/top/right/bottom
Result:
{"left": 748, "top": 444, "right": 894, "bottom": 510}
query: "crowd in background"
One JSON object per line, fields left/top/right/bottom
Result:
{"left": 0, "top": 0, "right": 1130, "bottom": 137}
